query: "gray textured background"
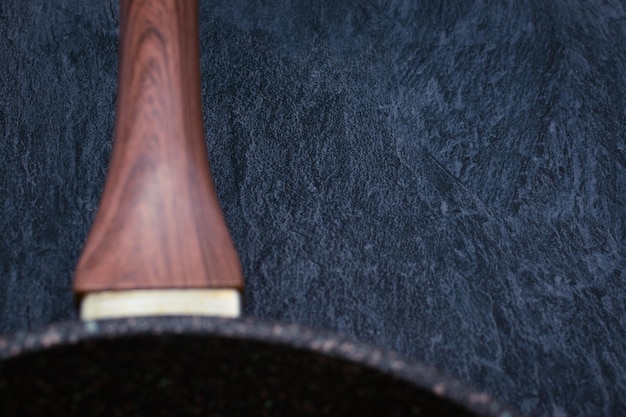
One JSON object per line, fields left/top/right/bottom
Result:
{"left": 1, "top": 1, "right": 625, "bottom": 416}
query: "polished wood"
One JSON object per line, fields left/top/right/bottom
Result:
{"left": 74, "top": 0, "right": 244, "bottom": 297}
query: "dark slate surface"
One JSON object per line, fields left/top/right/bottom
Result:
{"left": 1, "top": 1, "right": 625, "bottom": 416}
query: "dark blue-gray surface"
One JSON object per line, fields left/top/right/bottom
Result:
{"left": 1, "top": 1, "right": 625, "bottom": 416}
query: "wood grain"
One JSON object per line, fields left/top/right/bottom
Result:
{"left": 73, "top": 0, "right": 243, "bottom": 296}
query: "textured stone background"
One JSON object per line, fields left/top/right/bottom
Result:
{"left": 1, "top": 1, "right": 625, "bottom": 416}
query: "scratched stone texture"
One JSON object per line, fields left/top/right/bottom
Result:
{"left": 1, "top": 1, "right": 625, "bottom": 416}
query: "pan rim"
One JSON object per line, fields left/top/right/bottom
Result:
{"left": 0, "top": 316, "right": 518, "bottom": 417}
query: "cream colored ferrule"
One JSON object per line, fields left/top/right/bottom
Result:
{"left": 80, "top": 289, "right": 241, "bottom": 320}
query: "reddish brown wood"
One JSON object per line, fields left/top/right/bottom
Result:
{"left": 74, "top": 0, "right": 243, "bottom": 296}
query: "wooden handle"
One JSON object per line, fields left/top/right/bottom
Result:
{"left": 73, "top": 0, "right": 243, "bottom": 297}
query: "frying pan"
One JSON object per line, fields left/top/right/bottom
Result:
{"left": 0, "top": 1, "right": 520, "bottom": 416}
